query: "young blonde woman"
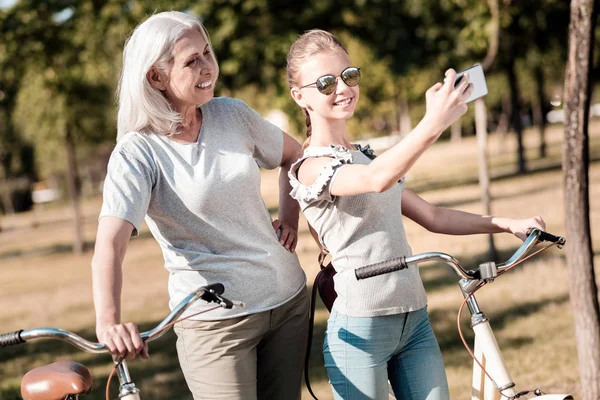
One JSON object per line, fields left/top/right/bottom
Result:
{"left": 286, "top": 30, "right": 545, "bottom": 400}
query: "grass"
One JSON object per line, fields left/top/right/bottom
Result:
{"left": 1, "top": 121, "right": 599, "bottom": 399}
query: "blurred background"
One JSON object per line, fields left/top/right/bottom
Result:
{"left": 0, "top": 1, "right": 598, "bottom": 399}
{"left": 0, "top": 0, "right": 583, "bottom": 209}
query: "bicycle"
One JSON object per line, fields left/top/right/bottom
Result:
{"left": 0, "top": 283, "right": 237, "bottom": 400}
{"left": 351, "top": 228, "right": 572, "bottom": 400}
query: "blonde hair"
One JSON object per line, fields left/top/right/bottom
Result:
{"left": 117, "top": 11, "right": 218, "bottom": 141}
{"left": 286, "top": 30, "right": 348, "bottom": 147}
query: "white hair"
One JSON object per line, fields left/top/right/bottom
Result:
{"left": 116, "top": 11, "right": 218, "bottom": 141}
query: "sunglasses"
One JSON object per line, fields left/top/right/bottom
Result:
{"left": 299, "top": 66, "right": 361, "bottom": 95}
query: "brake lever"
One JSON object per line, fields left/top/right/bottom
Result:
{"left": 199, "top": 287, "right": 237, "bottom": 309}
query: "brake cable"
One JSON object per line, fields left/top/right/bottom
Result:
{"left": 456, "top": 241, "right": 558, "bottom": 399}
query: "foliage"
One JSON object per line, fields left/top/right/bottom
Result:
{"left": 0, "top": 0, "right": 582, "bottom": 184}
{"left": 0, "top": 0, "right": 117, "bottom": 179}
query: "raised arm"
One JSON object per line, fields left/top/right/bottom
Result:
{"left": 92, "top": 216, "right": 148, "bottom": 360}
{"left": 298, "top": 69, "right": 472, "bottom": 196}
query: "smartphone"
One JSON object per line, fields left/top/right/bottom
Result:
{"left": 445, "top": 64, "right": 488, "bottom": 103}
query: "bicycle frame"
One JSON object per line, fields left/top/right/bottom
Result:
{"left": 356, "top": 229, "right": 572, "bottom": 400}
{"left": 0, "top": 283, "right": 235, "bottom": 400}
{"left": 469, "top": 303, "right": 572, "bottom": 400}
{"left": 461, "top": 232, "right": 572, "bottom": 400}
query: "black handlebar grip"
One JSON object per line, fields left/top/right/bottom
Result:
{"left": 0, "top": 330, "right": 24, "bottom": 348}
{"left": 538, "top": 231, "right": 564, "bottom": 244}
{"left": 527, "top": 228, "right": 566, "bottom": 245}
{"left": 204, "top": 283, "right": 225, "bottom": 295}
{"left": 355, "top": 257, "right": 408, "bottom": 280}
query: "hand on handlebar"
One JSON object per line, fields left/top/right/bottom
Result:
{"left": 508, "top": 216, "right": 546, "bottom": 242}
{"left": 97, "top": 323, "right": 149, "bottom": 361}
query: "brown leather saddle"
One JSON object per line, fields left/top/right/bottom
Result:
{"left": 21, "top": 360, "right": 93, "bottom": 400}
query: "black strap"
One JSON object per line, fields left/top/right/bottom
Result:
{"left": 304, "top": 226, "right": 331, "bottom": 400}
{"left": 304, "top": 278, "right": 320, "bottom": 400}
{"left": 304, "top": 248, "right": 331, "bottom": 400}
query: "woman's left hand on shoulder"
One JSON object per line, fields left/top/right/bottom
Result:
{"left": 509, "top": 216, "right": 546, "bottom": 241}
{"left": 272, "top": 219, "right": 298, "bottom": 252}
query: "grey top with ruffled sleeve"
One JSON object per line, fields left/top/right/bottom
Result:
{"left": 289, "top": 144, "right": 427, "bottom": 317}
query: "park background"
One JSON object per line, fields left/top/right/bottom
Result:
{"left": 0, "top": 1, "right": 598, "bottom": 399}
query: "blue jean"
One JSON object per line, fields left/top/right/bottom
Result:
{"left": 323, "top": 307, "right": 449, "bottom": 400}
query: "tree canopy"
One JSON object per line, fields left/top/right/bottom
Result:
{"left": 0, "top": 0, "right": 585, "bottom": 183}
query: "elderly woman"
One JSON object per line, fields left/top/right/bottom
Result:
{"left": 91, "top": 11, "right": 308, "bottom": 400}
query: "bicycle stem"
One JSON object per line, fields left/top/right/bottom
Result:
{"left": 400, "top": 229, "right": 558, "bottom": 315}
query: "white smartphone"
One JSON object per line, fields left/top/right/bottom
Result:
{"left": 445, "top": 64, "right": 488, "bottom": 103}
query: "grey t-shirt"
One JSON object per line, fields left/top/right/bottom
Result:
{"left": 100, "top": 97, "right": 306, "bottom": 320}
{"left": 288, "top": 144, "right": 427, "bottom": 317}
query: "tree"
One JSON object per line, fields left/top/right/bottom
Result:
{"left": 562, "top": 1, "right": 600, "bottom": 399}
{"left": 1, "top": 0, "right": 118, "bottom": 253}
{"left": 509, "top": 0, "right": 569, "bottom": 159}
{"left": 491, "top": 0, "right": 569, "bottom": 173}
{"left": 504, "top": 34, "right": 527, "bottom": 173}
{"left": 474, "top": 0, "right": 500, "bottom": 260}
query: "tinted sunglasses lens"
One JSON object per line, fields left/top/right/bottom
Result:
{"left": 316, "top": 75, "right": 337, "bottom": 94}
{"left": 341, "top": 67, "right": 361, "bottom": 87}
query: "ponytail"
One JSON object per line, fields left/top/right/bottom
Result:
{"left": 302, "top": 108, "right": 312, "bottom": 149}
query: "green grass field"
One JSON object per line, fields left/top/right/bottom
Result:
{"left": 1, "top": 122, "right": 598, "bottom": 399}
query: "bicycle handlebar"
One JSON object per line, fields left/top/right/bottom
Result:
{"left": 531, "top": 229, "right": 564, "bottom": 245}
{"left": 355, "top": 229, "right": 565, "bottom": 281}
{"left": 0, "top": 283, "right": 235, "bottom": 351}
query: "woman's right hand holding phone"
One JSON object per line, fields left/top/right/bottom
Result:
{"left": 422, "top": 68, "right": 473, "bottom": 137}
{"left": 322, "top": 69, "right": 474, "bottom": 196}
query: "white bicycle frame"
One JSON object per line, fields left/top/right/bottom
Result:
{"left": 359, "top": 229, "right": 572, "bottom": 400}
{"left": 469, "top": 298, "right": 572, "bottom": 400}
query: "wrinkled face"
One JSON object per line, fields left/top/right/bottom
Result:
{"left": 159, "top": 29, "right": 219, "bottom": 110}
{"left": 291, "top": 50, "right": 360, "bottom": 122}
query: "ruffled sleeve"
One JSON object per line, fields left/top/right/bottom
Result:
{"left": 354, "top": 143, "right": 377, "bottom": 160}
{"left": 288, "top": 145, "right": 353, "bottom": 204}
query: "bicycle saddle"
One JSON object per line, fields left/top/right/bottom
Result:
{"left": 21, "top": 360, "right": 93, "bottom": 400}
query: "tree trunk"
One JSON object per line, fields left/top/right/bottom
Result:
{"left": 506, "top": 57, "right": 526, "bottom": 173}
{"left": 473, "top": 0, "right": 498, "bottom": 260}
{"left": 563, "top": 1, "right": 600, "bottom": 399}
{"left": 475, "top": 99, "right": 496, "bottom": 260}
{"left": 396, "top": 96, "right": 412, "bottom": 137}
{"left": 481, "top": 0, "right": 499, "bottom": 72}
{"left": 0, "top": 153, "right": 15, "bottom": 215}
{"left": 65, "top": 127, "right": 84, "bottom": 254}
{"left": 450, "top": 122, "right": 462, "bottom": 143}
{"left": 0, "top": 187, "right": 15, "bottom": 215}
{"left": 533, "top": 65, "right": 547, "bottom": 158}
{"left": 495, "top": 94, "right": 511, "bottom": 137}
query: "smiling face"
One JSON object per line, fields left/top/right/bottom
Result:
{"left": 291, "top": 50, "right": 360, "bottom": 123}
{"left": 148, "top": 29, "right": 218, "bottom": 111}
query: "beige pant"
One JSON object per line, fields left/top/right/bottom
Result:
{"left": 174, "top": 287, "right": 309, "bottom": 400}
